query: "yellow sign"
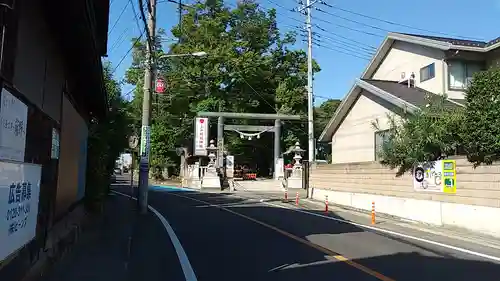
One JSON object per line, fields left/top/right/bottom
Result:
{"left": 442, "top": 160, "right": 456, "bottom": 194}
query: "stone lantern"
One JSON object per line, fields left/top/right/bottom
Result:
{"left": 202, "top": 139, "right": 221, "bottom": 190}
{"left": 287, "top": 141, "right": 304, "bottom": 189}
{"left": 206, "top": 139, "right": 217, "bottom": 168}
{"left": 292, "top": 141, "right": 305, "bottom": 169}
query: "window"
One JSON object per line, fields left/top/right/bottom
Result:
{"left": 374, "top": 130, "right": 391, "bottom": 161}
{"left": 420, "top": 63, "right": 435, "bottom": 82}
{"left": 448, "top": 61, "right": 483, "bottom": 90}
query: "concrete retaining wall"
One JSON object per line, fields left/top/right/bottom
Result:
{"left": 309, "top": 157, "right": 500, "bottom": 237}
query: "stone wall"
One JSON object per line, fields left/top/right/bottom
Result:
{"left": 310, "top": 157, "right": 500, "bottom": 208}
{"left": 309, "top": 157, "right": 500, "bottom": 237}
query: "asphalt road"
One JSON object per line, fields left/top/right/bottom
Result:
{"left": 142, "top": 187, "right": 500, "bottom": 281}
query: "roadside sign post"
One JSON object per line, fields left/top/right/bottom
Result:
{"left": 155, "top": 78, "right": 166, "bottom": 94}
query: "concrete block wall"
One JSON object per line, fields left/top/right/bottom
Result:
{"left": 309, "top": 158, "right": 500, "bottom": 237}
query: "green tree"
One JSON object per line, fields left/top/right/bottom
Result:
{"left": 461, "top": 68, "right": 500, "bottom": 166}
{"left": 314, "top": 98, "right": 341, "bottom": 139}
{"left": 85, "top": 62, "right": 131, "bottom": 210}
{"left": 374, "top": 95, "right": 464, "bottom": 176}
{"left": 126, "top": 0, "right": 319, "bottom": 175}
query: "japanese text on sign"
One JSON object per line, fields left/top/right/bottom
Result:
{"left": 194, "top": 118, "right": 208, "bottom": 156}
{"left": 1, "top": 162, "right": 41, "bottom": 262}
{"left": 0, "top": 88, "right": 28, "bottom": 162}
{"left": 413, "top": 160, "right": 456, "bottom": 193}
{"left": 6, "top": 182, "right": 32, "bottom": 235}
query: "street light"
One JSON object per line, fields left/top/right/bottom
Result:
{"left": 160, "top": 51, "right": 207, "bottom": 58}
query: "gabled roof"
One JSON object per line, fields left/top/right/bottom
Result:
{"left": 362, "top": 32, "right": 500, "bottom": 80}
{"left": 318, "top": 79, "right": 462, "bottom": 142}
{"left": 400, "top": 33, "right": 500, "bottom": 49}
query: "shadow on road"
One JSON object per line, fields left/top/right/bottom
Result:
{"left": 149, "top": 189, "right": 500, "bottom": 281}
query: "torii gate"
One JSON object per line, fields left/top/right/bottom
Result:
{"left": 197, "top": 112, "right": 302, "bottom": 179}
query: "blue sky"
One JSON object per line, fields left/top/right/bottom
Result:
{"left": 106, "top": 0, "right": 500, "bottom": 104}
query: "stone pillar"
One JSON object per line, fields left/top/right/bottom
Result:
{"left": 274, "top": 119, "right": 281, "bottom": 180}
{"left": 217, "top": 116, "right": 224, "bottom": 168}
{"left": 190, "top": 161, "right": 201, "bottom": 189}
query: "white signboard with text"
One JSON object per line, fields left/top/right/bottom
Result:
{"left": 140, "top": 125, "right": 151, "bottom": 164}
{"left": 413, "top": 160, "right": 456, "bottom": 194}
{"left": 226, "top": 155, "right": 234, "bottom": 178}
{"left": 0, "top": 161, "right": 41, "bottom": 261}
{"left": 194, "top": 118, "right": 209, "bottom": 156}
{"left": 275, "top": 158, "right": 284, "bottom": 179}
{"left": 414, "top": 162, "right": 442, "bottom": 192}
{"left": 0, "top": 88, "right": 28, "bottom": 162}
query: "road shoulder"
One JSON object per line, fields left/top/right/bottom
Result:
{"left": 38, "top": 191, "right": 185, "bottom": 281}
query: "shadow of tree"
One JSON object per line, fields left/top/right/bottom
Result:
{"left": 149, "top": 189, "right": 500, "bottom": 281}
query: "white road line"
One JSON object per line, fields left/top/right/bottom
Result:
{"left": 254, "top": 199, "right": 500, "bottom": 263}
{"left": 111, "top": 190, "right": 198, "bottom": 281}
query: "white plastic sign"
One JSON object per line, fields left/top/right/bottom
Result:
{"left": 0, "top": 161, "right": 41, "bottom": 261}
{"left": 0, "top": 88, "right": 28, "bottom": 162}
{"left": 194, "top": 118, "right": 208, "bottom": 156}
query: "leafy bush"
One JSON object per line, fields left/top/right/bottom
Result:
{"left": 461, "top": 68, "right": 500, "bottom": 166}
{"left": 85, "top": 63, "right": 131, "bottom": 211}
{"left": 374, "top": 95, "right": 465, "bottom": 176}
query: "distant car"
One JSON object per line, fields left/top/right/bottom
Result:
{"left": 114, "top": 168, "right": 122, "bottom": 175}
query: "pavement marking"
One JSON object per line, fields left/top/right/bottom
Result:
{"left": 111, "top": 190, "right": 198, "bottom": 281}
{"left": 256, "top": 199, "right": 500, "bottom": 263}
{"left": 168, "top": 192, "right": 395, "bottom": 281}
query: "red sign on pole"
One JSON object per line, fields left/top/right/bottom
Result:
{"left": 155, "top": 78, "right": 166, "bottom": 93}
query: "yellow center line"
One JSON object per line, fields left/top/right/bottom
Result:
{"left": 169, "top": 193, "right": 396, "bottom": 281}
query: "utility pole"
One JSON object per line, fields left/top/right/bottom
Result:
{"left": 298, "top": 0, "right": 317, "bottom": 163}
{"left": 138, "top": 0, "right": 157, "bottom": 214}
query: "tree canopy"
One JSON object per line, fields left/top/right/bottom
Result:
{"left": 126, "top": 0, "right": 320, "bottom": 174}
{"left": 376, "top": 67, "right": 500, "bottom": 175}
{"left": 314, "top": 98, "right": 341, "bottom": 139}
{"left": 86, "top": 62, "right": 131, "bottom": 209}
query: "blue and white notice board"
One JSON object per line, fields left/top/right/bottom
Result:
{"left": 0, "top": 161, "right": 41, "bottom": 261}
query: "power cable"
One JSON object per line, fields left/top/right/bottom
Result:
{"left": 112, "top": 30, "right": 146, "bottom": 74}
{"left": 314, "top": 24, "right": 376, "bottom": 49}
{"left": 313, "top": 16, "right": 384, "bottom": 38}
{"left": 316, "top": 8, "right": 392, "bottom": 33}
{"left": 109, "top": 1, "right": 131, "bottom": 35}
{"left": 319, "top": 1, "right": 485, "bottom": 41}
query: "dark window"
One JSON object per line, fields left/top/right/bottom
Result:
{"left": 448, "top": 61, "right": 484, "bottom": 90}
{"left": 374, "top": 130, "right": 391, "bottom": 161}
{"left": 420, "top": 63, "right": 435, "bottom": 82}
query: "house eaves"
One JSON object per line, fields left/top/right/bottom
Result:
{"left": 361, "top": 33, "right": 452, "bottom": 79}
{"left": 318, "top": 79, "right": 419, "bottom": 142}
{"left": 361, "top": 32, "right": 500, "bottom": 80}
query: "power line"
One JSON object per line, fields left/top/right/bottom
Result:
{"left": 129, "top": 0, "right": 144, "bottom": 34}
{"left": 313, "top": 44, "right": 370, "bottom": 61}
{"left": 316, "top": 8, "right": 392, "bottom": 34}
{"left": 112, "top": 30, "right": 145, "bottom": 74}
{"left": 110, "top": 27, "right": 130, "bottom": 52}
{"left": 319, "top": 1, "right": 485, "bottom": 41}
{"left": 109, "top": 1, "right": 131, "bottom": 35}
{"left": 315, "top": 31, "right": 376, "bottom": 53}
{"left": 260, "top": 1, "right": 378, "bottom": 53}
{"left": 313, "top": 16, "right": 384, "bottom": 38}
{"left": 297, "top": 28, "right": 375, "bottom": 56}
{"left": 314, "top": 24, "right": 376, "bottom": 49}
